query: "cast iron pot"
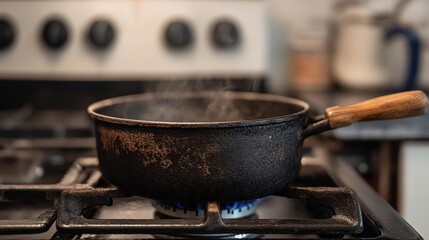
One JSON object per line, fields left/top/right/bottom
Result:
{"left": 88, "top": 90, "right": 428, "bottom": 202}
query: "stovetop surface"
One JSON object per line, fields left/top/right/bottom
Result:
{"left": 0, "top": 139, "right": 422, "bottom": 239}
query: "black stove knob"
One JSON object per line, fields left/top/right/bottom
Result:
{"left": 42, "top": 19, "right": 68, "bottom": 49}
{"left": 88, "top": 20, "right": 115, "bottom": 49}
{"left": 0, "top": 18, "right": 15, "bottom": 50}
{"left": 164, "top": 21, "right": 193, "bottom": 49}
{"left": 212, "top": 21, "right": 240, "bottom": 49}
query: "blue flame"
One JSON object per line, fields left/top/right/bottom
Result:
{"left": 157, "top": 199, "right": 261, "bottom": 212}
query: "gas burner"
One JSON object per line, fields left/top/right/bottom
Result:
{"left": 153, "top": 199, "right": 260, "bottom": 219}
{"left": 152, "top": 201, "right": 261, "bottom": 239}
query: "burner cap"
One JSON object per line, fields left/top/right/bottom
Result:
{"left": 153, "top": 199, "right": 261, "bottom": 219}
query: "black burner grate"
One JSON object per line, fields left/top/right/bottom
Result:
{"left": 0, "top": 158, "right": 100, "bottom": 234}
{"left": 56, "top": 186, "right": 363, "bottom": 235}
{"left": 0, "top": 157, "right": 422, "bottom": 239}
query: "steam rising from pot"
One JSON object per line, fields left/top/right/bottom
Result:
{"left": 122, "top": 78, "right": 264, "bottom": 122}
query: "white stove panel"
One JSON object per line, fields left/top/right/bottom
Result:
{"left": 0, "top": 0, "right": 269, "bottom": 80}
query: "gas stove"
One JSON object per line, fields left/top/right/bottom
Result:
{"left": 0, "top": 0, "right": 423, "bottom": 238}
{"left": 0, "top": 140, "right": 421, "bottom": 239}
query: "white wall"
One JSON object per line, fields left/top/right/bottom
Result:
{"left": 400, "top": 142, "right": 429, "bottom": 239}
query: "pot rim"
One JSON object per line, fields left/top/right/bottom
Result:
{"left": 87, "top": 91, "right": 310, "bottom": 128}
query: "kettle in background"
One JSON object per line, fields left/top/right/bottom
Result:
{"left": 332, "top": 0, "right": 420, "bottom": 91}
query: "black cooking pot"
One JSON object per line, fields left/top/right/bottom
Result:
{"left": 88, "top": 90, "right": 428, "bottom": 202}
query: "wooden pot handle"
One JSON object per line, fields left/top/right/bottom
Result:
{"left": 325, "top": 90, "right": 429, "bottom": 129}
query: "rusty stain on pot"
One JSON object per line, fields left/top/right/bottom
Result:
{"left": 177, "top": 143, "right": 222, "bottom": 176}
{"left": 198, "top": 164, "right": 211, "bottom": 176}
{"left": 97, "top": 126, "right": 221, "bottom": 174}
{"left": 98, "top": 126, "right": 172, "bottom": 168}
{"left": 276, "top": 148, "right": 285, "bottom": 160}
{"left": 178, "top": 155, "right": 191, "bottom": 169}
{"left": 160, "top": 159, "right": 173, "bottom": 169}
{"left": 193, "top": 143, "right": 221, "bottom": 176}
{"left": 98, "top": 127, "right": 121, "bottom": 155}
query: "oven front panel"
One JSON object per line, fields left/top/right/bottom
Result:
{"left": 0, "top": 0, "right": 268, "bottom": 80}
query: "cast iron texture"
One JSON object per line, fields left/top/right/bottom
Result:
{"left": 95, "top": 116, "right": 306, "bottom": 202}
{"left": 88, "top": 91, "right": 328, "bottom": 202}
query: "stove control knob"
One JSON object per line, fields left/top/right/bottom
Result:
{"left": 0, "top": 18, "right": 15, "bottom": 50}
{"left": 164, "top": 21, "right": 193, "bottom": 49}
{"left": 88, "top": 20, "right": 115, "bottom": 49}
{"left": 42, "top": 19, "right": 68, "bottom": 49}
{"left": 212, "top": 21, "right": 240, "bottom": 49}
